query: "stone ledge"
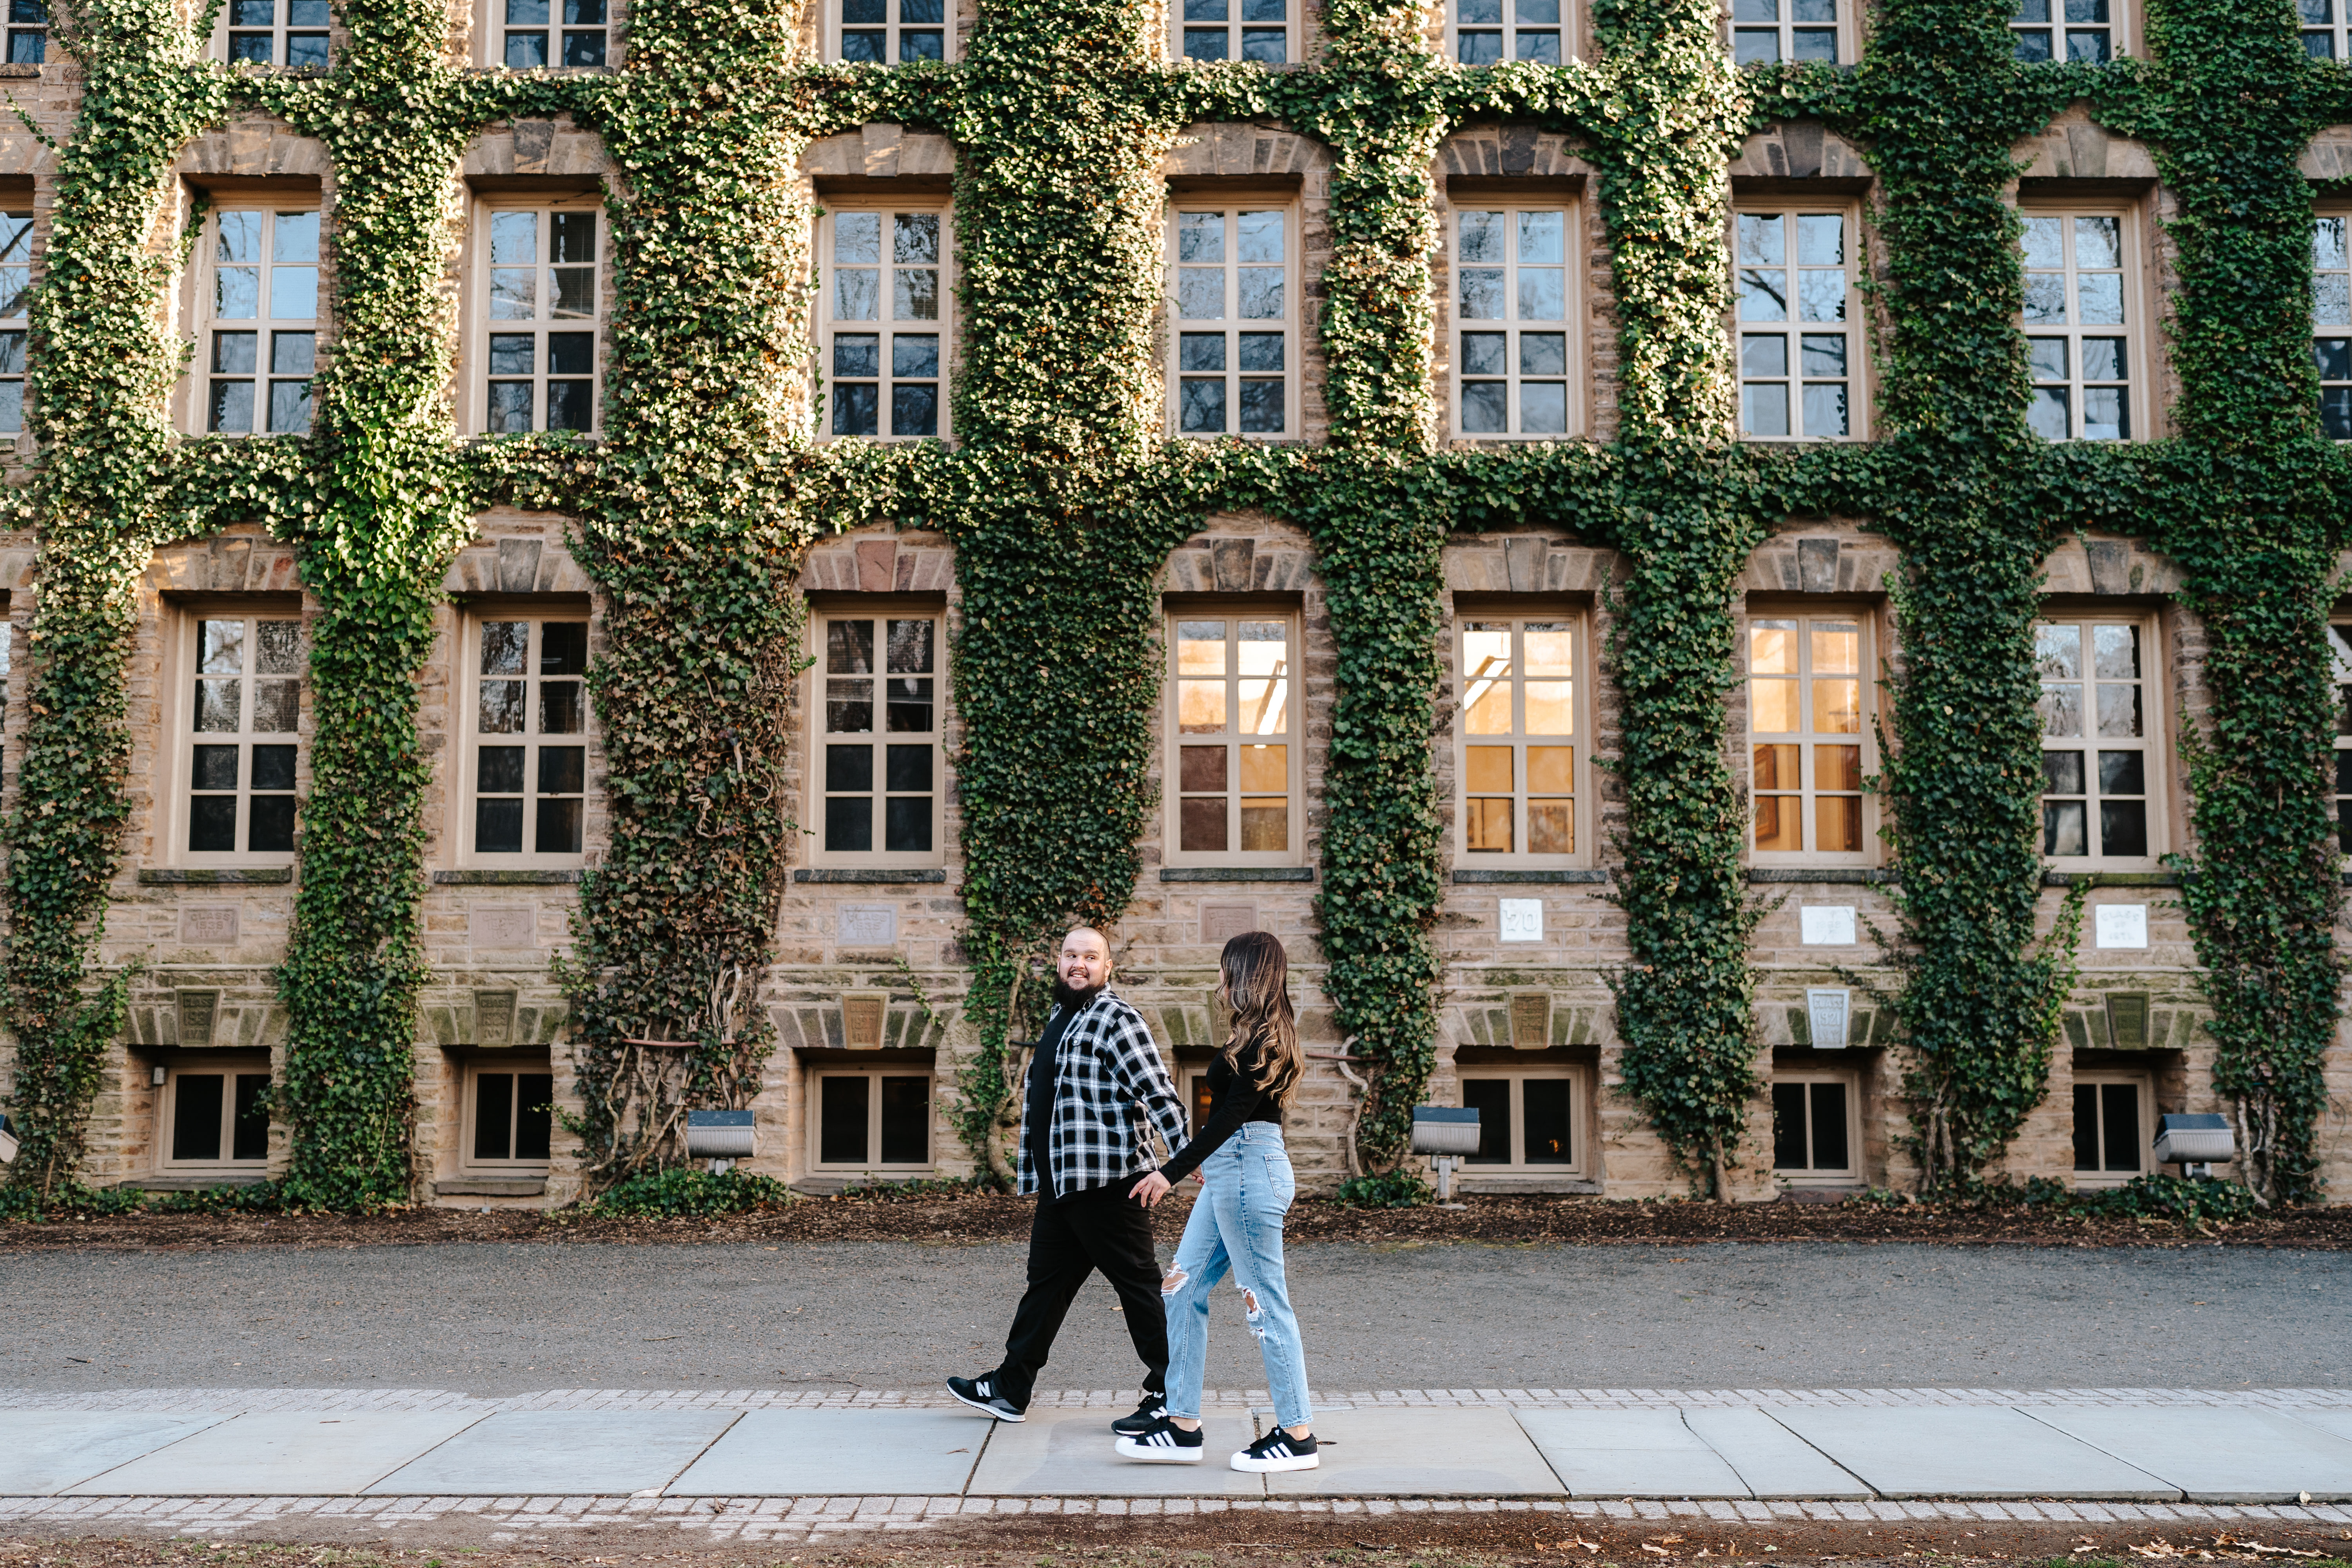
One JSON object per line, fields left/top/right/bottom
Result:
{"left": 432, "top": 869, "right": 582, "bottom": 885}
{"left": 137, "top": 867, "right": 292, "bottom": 885}
{"left": 115, "top": 1173, "right": 270, "bottom": 1192}
{"left": 2042, "top": 871, "right": 2182, "bottom": 887}
{"left": 1747, "top": 868, "right": 1896, "bottom": 885}
{"left": 792, "top": 868, "right": 949, "bottom": 884}
{"left": 1160, "top": 867, "right": 1315, "bottom": 883}
{"left": 1453, "top": 869, "right": 1609, "bottom": 885}
{"left": 432, "top": 1177, "right": 548, "bottom": 1197}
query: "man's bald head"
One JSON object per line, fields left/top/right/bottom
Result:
{"left": 1059, "top": 926, "right": 1112, "bottom": 991}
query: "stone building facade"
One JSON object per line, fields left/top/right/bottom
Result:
{"left": 4, "top": 0, "right": 2351, "bottom": 1209}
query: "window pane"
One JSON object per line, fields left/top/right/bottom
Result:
{"left": 1461, "top": 1078, "right": 1510, "bottom": 1164}
{"left": 820, "top": 1076, "right": 870, "bottom": 1164}
{"left": 1772, "top": 1081, "right": 1807, "bottom": 1169}
{"left": 250, "top": 744, "right": 294, "bottom": 792}
{"left": 825, "top": 795, "right": 873, "bottom": 853}
{"left": 231, "top": 1074, "right": 270, "bottom": 1161}
{"left": 880, "top": 1076, "right": 929, "bottom": 1164}
{"left": 476, "top": 796, "right": 524, "bottom": 855}
{"left": 474, "top": 1073, "right": 515, "bottom": 1161}
{"left": 248, "top": 793, "right": 296, "bottom": 853}
{"left": 884, "top": 795, "right": 931, "bottom": 852}
{"left": 515, "top": 1073, "right": 554, "bottom": 1160}
{"left": 1808, "top": 1082, "right": 1849, "bottom": 1170}
{"left": 2100, "top": 1082, "right": 2139, "bottom": 1172}
{"left": 535, "top": 795, "right": 583, "bottom": 855}
{"left": 2073, "top": 1083, "right": 2102, "bottom": 1170}
{"left": 172, "top": 1074, "right": 225, "bottom": 1162}
{"left": 189, "top": 794, "right": 238, "bottom": 853}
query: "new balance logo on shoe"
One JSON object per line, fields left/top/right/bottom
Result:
{"left": 1112, "top": 1415, "right": 1205, "bottom": 1463}
{"left": 946, "top": 1374, "right": 1025, "bottom": 1422}
{"left": 1231, "top": 1426, "right": 1319, "bottom": 1472}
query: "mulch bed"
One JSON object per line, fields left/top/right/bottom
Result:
{"left": 4, "top": 1189, "right": 2348, "bottom": 1252}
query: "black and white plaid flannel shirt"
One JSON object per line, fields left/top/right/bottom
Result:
{"left": 1015, "top": 988, "right": 1189, "bottom": 1199}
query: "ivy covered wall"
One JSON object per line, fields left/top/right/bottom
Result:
{"left": 2, "top": 0, "right": 2348, "bottom": 1208}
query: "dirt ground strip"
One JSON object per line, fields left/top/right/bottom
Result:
{"left": 5, "top": 1527, "right": 2352, "bottom": 1564}
{"left": 6, "top": 1193, "right": 2351, "bottom": 1253}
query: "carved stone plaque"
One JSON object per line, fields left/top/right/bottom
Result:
{"left": 1201, "top": 902, "right": 1258, "bottom": 945}
{"left": 178, "top": 906, "right": 239, "bottom": 946}
{"left": 1508, "top": 991, "right": 1552, "bottom": 1049}
{"left": 839, "top": 904, "right": 898, "bottom": 946}
{"left": 475, "top": 989, "right": 518, "bottom": 1047}
{"left": 841, "top": 991, "right": 887, "bottom": 1049}
{"left": 470, "top": 907, "right": 537, "bottom": 948}
{"left": 176, "top": 988, "right": 220, "bottom": 1048}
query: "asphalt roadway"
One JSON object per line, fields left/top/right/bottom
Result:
{"left": 1, "top": 1240, "right": 2344, "bottom": 1396}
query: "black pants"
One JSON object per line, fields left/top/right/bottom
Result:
{"left": 993, "top": 1178, "right": 1167, "bottom": 1409}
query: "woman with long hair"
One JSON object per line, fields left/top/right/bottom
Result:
{"left": 1114, "top": 929, "right": 1318, "bottom": 1472}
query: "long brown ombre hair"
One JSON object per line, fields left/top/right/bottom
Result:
{"left": 1219, "top": 931, "right": 1304, "bottom": 1107}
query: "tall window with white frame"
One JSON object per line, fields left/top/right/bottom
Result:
{"left": 1731, "top": 0, "right": 1836, "bottom": 61}
{"left": 466, "top": 614, "right": 589, "bottom": 862}
{"left": 1735, "top": 207, "right": 1854, "bottom": 440}
{"left": 2022, "top": 211, "right": 2134, "bottom": 441}
{"left": 2301, "top": 0, "right": 2347, "bottom": 53}
{"left": 183, "top": 612, "right": 304, "bottom": 862}
{"left": 2330, "top": 622, "right": 2352, "bottom": 852}
{"left": 1457, "top": 616, "right": 1576, "bottom": 861}
{"left": 838, "top": 0, "right": 944, "bottom": 58}
{"left": 1176, "top": 0, "right": 1287, "bottom": 61}
{"left": 2011, "top": 0, "right": 2112, "bottom": 58}
{"left": 1451, "top": 0, "right": 1563, "bottom": 61}
{"left": 1748, "top": 614, "right": 1867, "bottom": 861}
{"left": 2315, "top": 217, "right": 2351, "bottom": 439}
{"left": 1454, "top": 205, "right": 1573, "bottom": 438}
{"left": 1172, "top": 206, "right": 1289, "bottom": 438}
{"left": 483, "top": 205, "right": 599, "bottom": 434}
{"left": 2036, "top": 615, "right": 2156, "bottom": 866}
{"left": 822, "top": 207, "right": 945, "bottom": 440}
{"left": 223, "top": 0, "right": 328, "bottom": 64}
{"left": 0, "top": 209, "right": 31, "bottom": 437}
{"left": 2072, "top": 1073, "right": 2148, "bottom": 1184}
{"left": 1458, "top": 1069, "right": 1581, "bottom": 1174}
{"left": 497, "top": 0, "right": 607, "bottom": 66}
{"left": 1172, "top": 612, "right": 1299, "bottom": 864}
{"left": 816, "top": 609, "right": 942, "bottom": 862}
{"left": 5, "top": 0, "right": 42, "bottom": 62}
{"left": 197, "top": 208, "right": 319, "bottom": 436}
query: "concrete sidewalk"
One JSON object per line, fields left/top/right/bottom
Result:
{"left": 6, "top": 1388, "right": 2352, "bottom": 1509}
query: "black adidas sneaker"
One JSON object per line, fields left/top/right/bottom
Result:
{"left": 1231, "top": 1425, "right": 1319, "bottom": 1472}
{"left": 1113, "top": 1415, "right": 1205, "bottom": 1463}
{"left": 1110, "top": 1390, "right": 1168, "bottom": 1437}
{"left": 946, "top": 1374, "right": 1025, "bottom": 1422}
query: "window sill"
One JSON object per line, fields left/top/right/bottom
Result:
{"left": 139, "top": 867, "right": 293, "bottom": 885}
{"left": 434, "top": 868, "right": 582, "bottom": 885}
{"left": 1161, "top": 867, "right": 1314, "bottom": 883}
{"left": 1453, "top": 1176, "right": 1603, "bottom": 1195}
{"left": 0, "top": 64, "right": 40, "bottom": 78}
{"left": 1453, "top": 868, "right": 1608, "bottom": 885}
{"left": 434, "top": 1176, "right": 549, "bottom": 1197}
{"left": 2042, "top": 870, "right": 2179, "bottom": 887}
{"left": 791, "top": 1171, "right": 936, "bottom": 1196}
{"left": 124, "top": 1172, "right": 270, "bottom": 1191}
{"left": 793, "top": 868, "right": 948, "bottom": 884}
{"left": 1746, "top": 868, "right": 1894, "bottom": 885}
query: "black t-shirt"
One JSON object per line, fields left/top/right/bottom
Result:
{"left": 1024, "top": 1002, "right": 1080, "bottom": 1202}
{"left": 1158, "top": 1036, "right": 1284, "bottom": 1185}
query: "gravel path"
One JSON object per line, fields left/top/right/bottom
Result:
{"left": 1, "top": 1240, "right": 2343, "bottom": 1396}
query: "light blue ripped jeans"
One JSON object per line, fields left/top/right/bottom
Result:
{"left": 1161, "top": 1122, "right": 1312, "bottom": 1432}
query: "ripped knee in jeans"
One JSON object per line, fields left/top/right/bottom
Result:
{"left": 1240, "top": 1285, "right": 1265, "bottom": 1336}
{"left": 1160, "top": 1269, "right": 1187, "bottom": 1296}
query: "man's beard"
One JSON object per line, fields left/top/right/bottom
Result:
{"left": 1053, "top": 977, "right": 1106, "bottom": 1009}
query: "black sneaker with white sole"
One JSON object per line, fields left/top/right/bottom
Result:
{"left": 1113, "top": 1415, "right": 1205, "bottom": 1463}
{"left": 946, "top": 1374, "right": 1025, "bottom": 1422}
{"left": 1231, "top": 1426, "right": 1319, "bottom": 1472}
{"left": 1110, "top": 1391, "right": 1168, "bottom": 1437}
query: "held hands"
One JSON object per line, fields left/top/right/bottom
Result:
{"left": 1129, "top": 1170, "right": 1173, "bottom": 1208}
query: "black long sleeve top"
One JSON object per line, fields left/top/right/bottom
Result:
{"left": 1158, "top": 1037, "right": 1284, "bottom": 1185}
